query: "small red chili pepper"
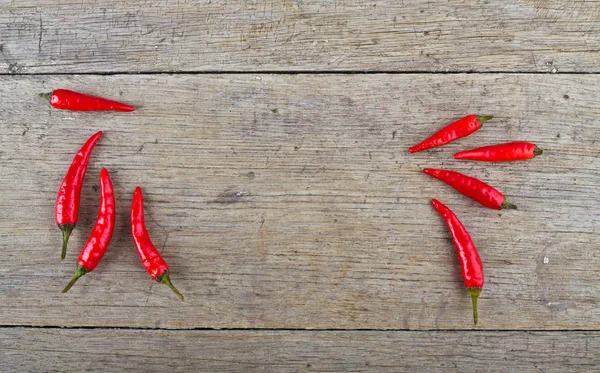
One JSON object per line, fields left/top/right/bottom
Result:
{"left": 56, "top": 131, "right": 103, "bottom": 260}
{"left": 432, "top": 199, "right": 484, "bottom": 325}
{"left": 131, "top": 186, "right": 184, "bottom": 301}
{"left": 40, "top": 89, "right": 134, "bottom": 112}
{"left": 63, "top": 168, "right": 116, "bottom": 293}
{"left": 454, "top": 141, "right": 543, "bottom": 162}
{"left": 423, "top": 168, "right": 517, "bottom": 210}
{"left": 408, "top": 115, "right": 492, "bottom": 154}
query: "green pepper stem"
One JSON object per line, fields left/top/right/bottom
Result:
{"left": 501, "top": 201, "right": 518, "bottom": 210}
{"left": 468, "top": 287, "right": 482, "bottom": 325}
{"left": 59, "top": 224, "right": 75, "bottom": 260}
{"left": 476, "top": 115, "right": 493, "bottom": 125}
{"left": 62, "top": 266, "right": 88, "bottom": 293}
{"left": 534, "top": 146, "right": 544, "bottom": 157}
{"left": 159, "top": 272, "right": 184, "bottom": 301}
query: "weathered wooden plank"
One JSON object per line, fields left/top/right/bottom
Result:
{"left": 0, "top": 0, "right": 598, "bottom": 73}
{"left": 0, "top": 74, "right": 598, "bottom": 329}
{"left": 1, "top": 328, "right": 599, "bottom": 372}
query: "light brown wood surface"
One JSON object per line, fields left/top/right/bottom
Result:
{"left": 1, "top": 328, "right": 599, "bottom": 372}
{"left": 0, "top": 74, "right": 598, "bottom": 331}
{"left": 1, "top": 0, "right": 599, "bottom": 73}
{"left": 2, "top": 0, "right": 599, "bottom": 369}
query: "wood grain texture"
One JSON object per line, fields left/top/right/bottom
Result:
{"left": 0, "top": 74, "right": 598, "bottom": 329}
{"left": 1, "top": 0, "right": 599, "bottom": 73}
{"left": 1, "top": 328, "right": 599, "bottom": 372}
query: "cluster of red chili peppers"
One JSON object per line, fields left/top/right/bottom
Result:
{"left": 51, "top": 90, "right": 183, "bottom": 301}
{"left": 49, "top": 90, "right": 543, "bottom": 319}
{"left": 410, "top": 114, "right": 543, "bottom": 324}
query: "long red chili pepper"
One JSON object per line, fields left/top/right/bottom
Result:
{"left": 56, "top": 131, "right": 103, "bottom": 260}
{"left": 423, "top": 168, "right": 517, "bottom": 210}
{"left": 432, "top": 199, "right": 484, "bottom": 325}
{"left": 63, "top": 168, "right": 115, "bottom": 293}
{"left": 454, "top": 141, "right": 543, "bottom": 162}
{"left": 131, "top": 186, "right": 184, "bottom": 301}
{"left": 40, "top": 89, "right": 134, "bottom": 112}
{"left": 408, "top": 115, "right": 492, "bottom": 153}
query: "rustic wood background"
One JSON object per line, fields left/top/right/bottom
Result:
{"left": 1, "top": 1, "right": 599, "bottom": 372}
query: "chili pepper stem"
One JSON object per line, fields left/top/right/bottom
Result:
{"left": 39, "top": 92, "right": 53, "bottom": 101}
{"left": 476, "top": 115, "right": 493, "bottom": 125}
{"left": 534, "top": 146, "right": 544, "bottom": 157}
{"left": 59, "top": 224, "right": 75, "bottom": 260}
{"left": 158, "top": 272, "right": 184, "bottom": 301}
{"left": 62, "top": 266, "right": 88, "bottom": 293}
{"left": 501, "top": 201, "right": 518, "bottom": 210}
{"left": 468, "top": 287, "right": 482, "bottom": 325}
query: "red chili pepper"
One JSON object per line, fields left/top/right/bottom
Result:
{"left": 40, "top": 89, "right": 134, "bottom": 112}
{"left": 56, "top": 131, "right": 103, "bottom": 260}
{"left": 131, "top": 186, "right": 184, "bottom": 301}
{"left": 63, "top": 168, "right": 116, "bottom": 293}
{"left": 423, "top": 168, "right": 517, "bottom": 210}
{"left": 454, "top": 141, "right": 543, "bottom": 162}
{"left": 408, "top": 115, "right": 492, "bottom": 153}
{"left": 432, "top": 199, "right": 484, "bottom": 325}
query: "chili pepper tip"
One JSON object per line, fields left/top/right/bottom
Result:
{"left": 468, "top": 287, "right": 482, "bottom": 325}
{"left": 158, "top": 272, "right": 184, "bottom": 301}
{"left": 119, "top": 105, "right": 135, "bottom": 112}
{"left": 62, "top": 266, "right": 88, "bottom": 293}
{"left": 476, "top": 115, "right": 493, "bottom": 125}
{"left": 59, "top": 224, "right": 75, "bottom": 260}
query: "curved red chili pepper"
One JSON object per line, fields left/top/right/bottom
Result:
{"left": 423, "top": 168, "right": 517, "bottom": 210}
{"left": 432, "top": 199, "right": 484, "bottom": 325}
{"left": 63, "top": 168, "right": 116, "bottom": 293}
{"left": 56, "top": 131, "right": 102, "bottom": 260}
{"left": 408, "top": 115, "right": 492, "bottom": 153}
{"left": 131, "top": 186, "right": 184, "bottom": 301}
{"left": 41, "top": 89, "right": 134, "bottom": 112}
{"left": 454, "top": 141, "right": 543, "bottom": 162}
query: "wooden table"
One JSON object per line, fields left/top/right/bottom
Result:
{"left": 1, "top": 1, "right": 599, "bottom": 371}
